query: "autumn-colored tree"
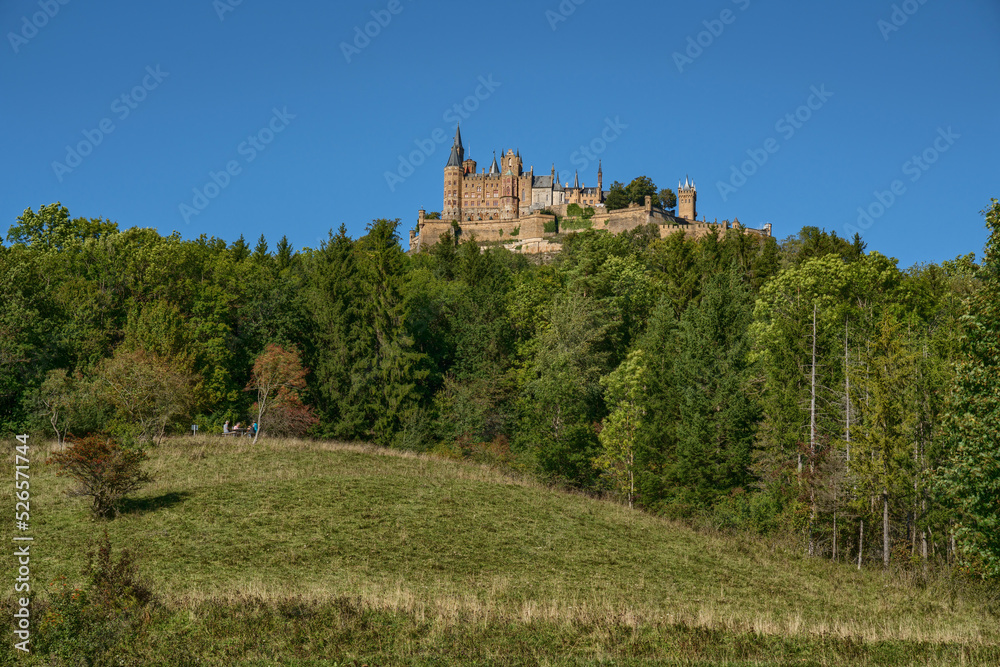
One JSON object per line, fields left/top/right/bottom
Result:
{"left": 47, "top": 434, "right": 152, "bottom": 519}
{"left": 246, "top": 344, "right": 314, "bottom": 442}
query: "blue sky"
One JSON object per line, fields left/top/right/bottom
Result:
{"left": 2, "top": 0, "right": 998, "bottom": 267}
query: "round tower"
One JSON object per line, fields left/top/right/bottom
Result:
{"left": 443, "top": 125, "right": 464, "bottom": 221}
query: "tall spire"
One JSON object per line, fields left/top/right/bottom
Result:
{"left": 597, "top": 160, "right": 602, "bottom": 175}
{"left": 574, "top": 170, "right": 579, "bottom": 189}
{"left": 489, "top": 151, "right": 499, "bottom": 175}
{"left": 446, "top": 124, "right": 464, "bottom": 167}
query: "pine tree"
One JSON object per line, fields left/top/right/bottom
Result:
{"left": 671, "top": 270, "right": 759, "bottom": 507}
{"left": 354, "top": 219, "right": 429, "bottom": 447}
{"left": 305, "top": 225, "right": 360, "bottom": 437}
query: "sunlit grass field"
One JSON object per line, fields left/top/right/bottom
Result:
{"left": 2, "top": 435, "right": 998, "bottom": 665}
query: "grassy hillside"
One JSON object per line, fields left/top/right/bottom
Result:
{"left": 3, "top": 436, "right": 998, "bottom": 666}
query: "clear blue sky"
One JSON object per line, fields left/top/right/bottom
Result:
{"left": 2, "top": 0, "right": 998, "bottom": 267}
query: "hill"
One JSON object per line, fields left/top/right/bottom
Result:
{"left": 4, "top": 437, "right": 999, "bottom": 666}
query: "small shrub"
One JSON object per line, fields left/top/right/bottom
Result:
{"left": 561, "top": 218, "right": 593, "bottom": 232}
{"left": 567, "top": 203, "right": 583, "bottom": 217}
{"left": 711, "top": 488, "right": 784, "bottom": 534}
{"left": 47, "top": 434, "right": 152, "bottom": 519}
{"left": 544, "top": 220, "right": 558, "bottom": 234}
{"left": 37, "top": 531, "right": 156, "bottom": 662}
{"left": 510, "top": 226, "right": 520, "bottom": 236}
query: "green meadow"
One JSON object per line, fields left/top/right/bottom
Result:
{"left": 2, "top": 436, "right": 998, "bottom": 666}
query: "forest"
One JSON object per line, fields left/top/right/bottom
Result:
{"left": 2, "top": 199, "right": 998, "bottom": 579}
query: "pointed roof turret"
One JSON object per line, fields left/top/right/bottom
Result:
{"left": 574, "top": 171, "right": 579, "bottom": 189}
{"left": 446, "top": 124, "right": 464, "bottom": 168}
{"left": 489, "top": 151, "right": 500, "bottom": 175}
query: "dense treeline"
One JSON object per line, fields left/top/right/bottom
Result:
{"left": 3, "top": 200, "right": 999, "bottom": 577}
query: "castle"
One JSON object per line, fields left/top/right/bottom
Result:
{"left": 409, "top": 126, "right": 770, "bottom": 254}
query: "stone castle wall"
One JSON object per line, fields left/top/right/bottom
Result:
{"left": 410, "top": 198, "right": 771, "bottom": 253}
{"left": 411, "top": 212, "right": 551, "bottom": 250}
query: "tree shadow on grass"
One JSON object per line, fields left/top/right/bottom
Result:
{"left": 119, "top": 492, "right": 190, "bottom": 516}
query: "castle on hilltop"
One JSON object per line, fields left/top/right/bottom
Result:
{"left": 409, "top": 126, "right": 770, "bottom": 254}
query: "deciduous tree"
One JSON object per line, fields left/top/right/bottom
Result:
{"left": 595, "top": 349, "right": 647, "bottom": 508}
{"left": 47, "top": 434, "right": 152, "bottom": 519}
{"left": 246, "top": 343, "right": 311, "bottom": 442}
{"left": 937, "top": 199, "right": 1000, "bottom": 577}
{"left": 97, "top": 348, "right": 195, "bottom": 444}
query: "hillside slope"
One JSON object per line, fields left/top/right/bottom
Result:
{"left": 4, "top": 437, "right": 998, "bottom": 666}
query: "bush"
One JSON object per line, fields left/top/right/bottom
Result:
{"left": 47, "top": 434, "right": 152, "bottom": 519}
{"left": 567, "top": 203, "right": 583, "bottom": 217}
{"left": 561, "top": 219, "right": 593, "bottom": 232}
{"left": 711, "top": 488, "right": 784, "bottom": 534}
{"left": 544, "top": 220, "right": 558, "bottom": 234}
{"left": 36, "top": 531, "right": 156, "bottom": 662}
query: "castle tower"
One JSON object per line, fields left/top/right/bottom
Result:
{"left": 500, "top": 149, "right": 521, "bottom": 221}
{"left": 678, "top": 176, "right": 697, "bottom": 221}
{"left": 443, "top": 125, "right": 464, "bottom": 221}
{"left": 597, "top": 161, "right": 603, "bottom": 202}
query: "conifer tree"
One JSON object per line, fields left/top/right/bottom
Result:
{"left": 671, "top": 270, "right": 759, "bottom": 507}
{"left": 354, "top": 219, "right": 429, "bottom": 446}
{"left": 307, "top": 225, "right": 362, "bottom": 437}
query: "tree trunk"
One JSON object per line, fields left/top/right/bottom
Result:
{"left": 883, "top": 489, "right": 890, "bottom": 569}
{"left": 809, "top": 304, "right": 817, "bottom": 557}
{"left": 858, "top": 519, "right": 864, "bottom": 570}
{"left": 628, "top": 448, "right": 634, "bottom": 510}
{"left": 833, "top": 510, "right": 838, "bottom": 561}
{"left": 844, "top": 318, "right": 851, "bottom": 464}
{"left": 921, "top": 528, "right": 928, "bottom": 574}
